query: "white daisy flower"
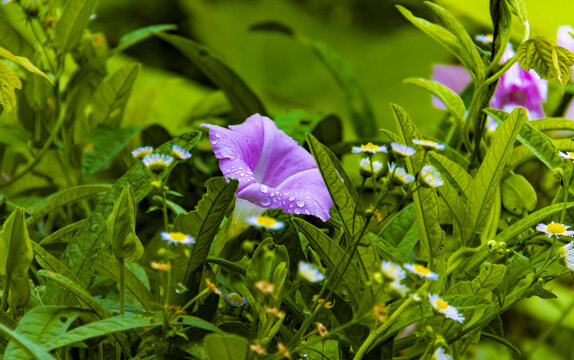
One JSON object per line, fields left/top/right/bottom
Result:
{"left": 412, "top": 139, "right": 445, "bottom": 151}
{"left": 432, "top": 347, "right": 452, "bottom": 360}
{"left": 246, "top": 215, "right": 284, "bottom": 230}
{"left": 172, "top": 144, "right": 192, "bottom": 160}
{"left": 420, "top": 165, "right": 444, "bottom": 187}
{"left": 298, "top": 261, "right": 325, "bottom": 283}
{"left": 352, "top": 142, "right": 387, "bottom": 154}
{"left": 381, "top": 261, "right": 406, "bottom": 281}
{"left": 388, "top": 281, "right": 408, "bottom": 298}
{"left": 142, "top": 154, "right": 174, "bottom": 174}
{"left": 536, "top": 222, "right": 574, "bottom": 238}
{"left": 131, "top": 146, "right": 153, "bottom": 160}
{"left": 161, "top": 232, "right": 195, "bottom": 245}
{"left": 428, "top": 294, "right": 465, "bottom": 323}
{"left": 359, "top": 158, "right": 383, "bottom": 177}
{"left": 558, "top": 151, "right": 574, "bottom": 161}
{"left": 404, "top": 263, "right": 439, "bottom": 280}
{"left": 559, "top": 242, "right": 574, "bottom": 271}
{"left": 475, "top": 34, "right": 493, "bottom": 44}
{"left": 391, "top": 142, "right": 416, "bottom": 157}
{"left": 388, "top": 162, "right": 415, "bottom": 185}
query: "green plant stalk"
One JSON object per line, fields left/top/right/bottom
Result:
{"left": 119, "top": 260, "right": 125, "bottom": 316}
{"left": 1, "top": 278, "right": 9, "bottom": 312}
{"left": 353, "top": 282, "right": 429, "bottom": 360}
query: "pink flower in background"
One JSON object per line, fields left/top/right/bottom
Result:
{"left": 202, "top": 114, "right": 332, "bottom": 221}
{"left": 432, "top": 38, "right": 547, "bottom": 129}
{"left": 557, "top": 25, "right": 574, "bottom": 119}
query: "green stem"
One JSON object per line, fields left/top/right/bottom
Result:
{"left": 119, "top": 260, "right": 125, "bottom": 316}
{"left": 161, "top": 185, "right": 170, "bottom": 232}
{"left": 1, "top": 278, "right": 10, "bottom": 312}
{"left": 484, "top": 56, "right": 517, "bottom": 87}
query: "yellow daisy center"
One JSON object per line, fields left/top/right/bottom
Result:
{"left": 413, "top": 264, "right": 431, "bottom": 274}
{"left": 170, "top": 232, "right": 188, "bottom": 242}
{"left": 425, "top": 173, "right": 435, "bottom": 181}
{"left": 361, "top": 142, "right": 379, "bottom": 151}
{"left": 256, "top": 216, "right": 276, "bottom": 227}
{"left": 569, "top": 152, "right": 574, "bottom": 157}
{"left": 434, "top": 299, "right": 449, "bottom": 311}
{"left": 547, "top": 223, "right": 566, "bottom": 235}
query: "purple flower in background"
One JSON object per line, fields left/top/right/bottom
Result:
{"left": 432, "top": 38, "right": 548, "bottom": 129}
{"left": 557, "top": 26, "right": 574, "bottom": 119}
{"left": 202, "top": 114, "right": 332, "bottom": 221}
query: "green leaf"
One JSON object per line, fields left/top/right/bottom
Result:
{"left": 107, "top": 185, "right": 143, "bottom": 262}
{"left": 369, "top": 233, "right": 412, "bottom": 265}
{"left": 0, "top": 208, "right": 32, "bottom": 276}
{"left": 391, "top": 103, "right": 444, "bottom": 258}
{"left": 0, "top": 59, "right": 22, "bottom": 112}
{"left": 444, "top": 294, "right": 492, "bottom": 309}
{"left": 489, "top": 0, "right": 512, "bottom": 67}
{"left": 424, "top": 1, "right": 485, "bottom": 80}
{"left": 0, "top": 47, "right": 52, "bottom": 83}
{"left": 39, "top": 220, "right": 87, "bottom": 246}
{"left": 115, "top": 24, "right": 177, "bottom": 53}
{"left": 403, "top": 77, "right": 466, "bottom": 121}
{"left": 61, "top": 131, "right": 199, "bottom": 288}
{"left": 250, "top": 21, "right": 376, "bottom": 139}
{"left": 38, "top": 270, "right": 109, "bottom": 319}
{"left": 396, "top": 5, "right": 482, "bottom": 80}
{"left": 485, "top": 108, "right": 563, "bottom": 171}
{"left": 516, "top": 36, "right": 574, "bottom": 87}
{"left": 0, "top": 5, "right": 35, "bottom": 57}
{"left": 32, "top": 242, "right": 77, "bottom": 281}
{"left": 204, "top": 333, "right": 249, "bottom": 360}
{"left": 89, "top": 63, "right": 140, "bottom": 128}
{"left": 501, "top": 174, "right": 537, "bottom": 215}
{"left": 428, "top": 151, "right": 472, "bottom": 198}
{"left": 506, "top": 0, "right": 528, "bottom": 32}
{"left": 54, "top": 0, "right": 97, "bottom": 53}
{"left": 155, "top": 32, "right": 266, "bottom": 122}
{"left": 4, "top": 306, "right": 81, "bottom": 360}
{"left": 380, "top": 203, "right": 416, "bottom": 247}
{"left": 529, "top": 118, "right": 574, "bottom": 132}
{"left": 306, "top": 134, "right": 363, "bottom": 239}
{"left": 27, "top": 185, "right": 111, "bottom": 225}
{"left": 173, "top": 177, "right": 238, "bottom": 283}
{"left": 481, "top": 332, "right": 522, "bottom": 358}
{"left": 465, "top": 107, "right": 526, "bottom": 244}
{"left": 452, "top": 264, "right": 506, "bottom": 297}
{"left": 0, "top": 322, "right": 55, "bottom": 360}
{"left": 292, "top": 218, "right": 361, "bottom": 307}
{"left": 0, "top": 124, "right": 32, "bottom": 146}
{"left": 82, "top": 126, "right": 142, "bottom": 177}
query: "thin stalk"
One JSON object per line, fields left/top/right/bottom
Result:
{"left": 119, "top": 260, "right": 125, "bottom": 316}
{"left": 351, "top": 178, "right": 367, "bottom": 237}
{"left": 1, "top": 278, "right": 10, "bottom": 312}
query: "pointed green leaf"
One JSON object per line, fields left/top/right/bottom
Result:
{"left": 82, "top": 126, "right": 142, "bottom": 177}
{"left": 529, "top": 118, "right": 574, "bottom": 132}
{"left": 1, "top": 208, "right": 33, "bottom": 276}
{"left": 54, "top": 0, "right": 97, "bottom": 53}
{"left": 155, "top": 32, "right": 266, "bottom": 122}
{"left": 404, "top": 77, "right": 466, "bottom": 121}
{"left": 115, "top": 24, "right": 177, "bottom": 53}
{"left": 0, "top": 5, "right": 35, "bottom": 57}
{"left": 204, "top": 333, "right": 249, "bottom": 360}
{"left": 0, "top": 59, "right": 22, "bottom": 112}
{"left": 27, "top": 185, "right": 111, "bottom": 225}
{"left": 89, "top": 63, "right": 140, "bottom": 128}
{"left": 107, "top": 185, "right": 143, "bottom": 263}
{"left": 428, "top": 152, "right": 471, "bottom": 197}
{"left": 380, "top": 203, "right": 416, "bottom": 247}
{"left": 452, "top": 264, "right": 506, "bottom": 297}
{"left": 0, "top": 322, "right": 55, "bottom": 360}
{"left": 465, "top": 107, "right": 526, "bottom": 243}
{"left": 516, "top": 36, "right": 574, "bottom": 87}
{"left": 32, "top": 242, "right": 77, "bottom": 281}
{"left": 501, "top": 174, "right": 537, "bottom": 215}
{"left": 4, "top": 306, "right": 81, "bottom": 360}
{"left": 292, "top": 218, "right": 360, "bottom": 307}
{"left": 0, "top": 47, "right": 52, "bottom": 83}
{"left": 173, "top": 177, "right": 238, "bottom": 283}
{"left": 391, "top": 103, "right": 444, "bottom": 258}
{"left": 306, "top": 134, "right": 363, "bottom": 238}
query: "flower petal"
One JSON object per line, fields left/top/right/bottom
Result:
{"left": 431, "top": 65, "right": 472, "bottom": 109}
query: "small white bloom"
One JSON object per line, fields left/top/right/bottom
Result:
{"left": 161, "top": 232, "right": 195, "bottom": 245}
{"left": 388, "top": 281, "right": 408, "bottom": 298}
{"left": 475, "top": 34, "right": 493, "bottom": 44}
{"left": 536, "top": 222, "right": 574, "bottom": 238}
{"left": 388, "top": 162, "right": 415, "bottom": 185}
{"left": 246, "top": 215, "right": 284, "bottom": 230}
{"left": 559, "top": 241, "right": 574, "bottom": 271}
{"left": 359, "top": 158, "right": 383, "bottom": 177}
{"left": 391, "top": 142, "right": 416, "bottom": 157}
{"left": 420, "top": 165, "right": 444, "bottom": 187}
{"left": 558, "top": 151, "right": 574, "bottom": 161}
{"left": 404, "top": 263, "right": 439, "bottom": 280}
{"left": 131, "top": 146, "right": 153, "bottom": 159}
{"left": 428, "top": 294, "right": 464, "bottom": 323}
{"left": 432, "top": 347, "right": 452, "bottom": 360}
{"left": 142, "top": 154, "right": 174, "bottom": 174}
{"left": 412, "top": 139, "right": 445, "bottom": 151}
{"left": 298, "top": 261, "right": 325, "bottom": 283}
{"left": 172, "top": 144, "right": 192, "bottom": 160}
{"left": 381, "top": 261, "right": 406, "bottom": 281}
{"left": 352, "top": 142, "right": 387, "bottom": 154}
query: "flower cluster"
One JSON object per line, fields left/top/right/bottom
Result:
{"left": 131, "top": 144, "right": 192, "bottom": 175}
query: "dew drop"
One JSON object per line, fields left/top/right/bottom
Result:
{"left": 212, "top": 140, "right": 218, "bottom": 145}
{"left": 215, "top": 133, "right": 221, "bottom": 138}
{"left": 261, "top": 185, "right": 269, "bottom": 193}
{"left": 294, "top": 208, "right": 302, "bottom": 214}
{"left": 296, "top": 200, "right": 305, "bottom": 207}
{"left": 175, "top": 283, "right": 188, "bottom": 294}
{"left": 261, "top": 197, "right": 271, "bottom": 206}
{"left": 305, "top": 209, "right": 311, "bottom": 215}
{"left": 218, "top": 147, "right": 236, "bottom": 160}
{"left": 289, "top": 196, "right": 295, "bottom": 201}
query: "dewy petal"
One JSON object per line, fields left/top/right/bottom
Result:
{"left": 202, "top": 114, "right": 332, "bottom": 221}
{"left": 431, "top": 65, "right": 472, "bottom": 109}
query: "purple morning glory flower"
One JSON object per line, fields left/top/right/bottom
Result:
{"left": 202, "top": 114, "right": 332, "bottom": 221}
{"left": 431, "top": 39, "right": 548, "bottom": 129}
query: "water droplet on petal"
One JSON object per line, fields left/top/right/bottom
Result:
{"left": 294, "top": 208, "right": 302, "bottom": 214}
{"left": 215, "top": 133, "right": 221, "bottom": 138}
{"left": 212, "top": 140, "right": 218, "bottom": 144}
{"left": 218, "top": 147, "right": 236, "bottom": 160}
{"left": 305, "top": 209, "right": 311, "bottom": 215}
{"left": 175, "top": 283, "right": 188, "bottom": 294}
{"left": 289, "top": 196, "right": 295, "bottom": 201}
{"left": 297, "top": 200, "right": 305, "bottom": 207}
{"left": 261, "top": 185, "right": 269, "bottom": 193}
{"left": 261, "top": 197, "right": 271, "bottom": 206}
